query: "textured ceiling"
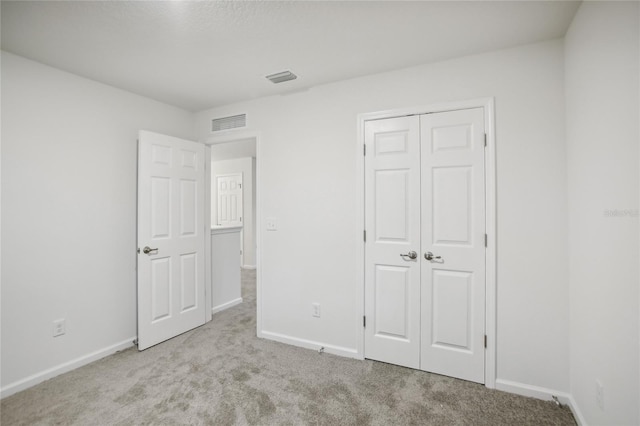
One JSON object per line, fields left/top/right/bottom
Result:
{"left": 1, "top": 1, "right": 581, "bottom": 112}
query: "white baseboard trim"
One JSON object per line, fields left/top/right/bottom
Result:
{"left": 495, "top": 379, "right": 585, "bottom": 425}
{"left": 211, "top": 297, "right": 243, "bottom": 315}
{"left": 259, "top": 330, "right": 360, "bottom": 359}
{"left": 1, "top": 337, "right": 135, "bottom": 399}
{"left": 564, "top": 394, "right": 587, "bottom": 426}
{"left": 241, "top": 265, "right": 256, "bottom": 270}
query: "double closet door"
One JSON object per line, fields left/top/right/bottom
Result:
{"left": 364, "top": 108, "right": 486, "bottom": 383}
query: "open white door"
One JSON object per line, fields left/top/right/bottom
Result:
{"left": 137, "top": 130, "right": 206, "bottom": 350}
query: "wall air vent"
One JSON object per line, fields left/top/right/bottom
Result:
{"left": 211, "top": 114, "right": 247, "bottom": 133}
{"left": 266, "top": 70, "right": 297, "bottom": 84}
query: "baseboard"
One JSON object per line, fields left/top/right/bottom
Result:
{"left": 211, "top": 297, "right": 243, "bottom": 315}
{"left": 241, "top": 265, "right": 256, "bottom": 270}
{"left": 1, "top": 337, "right": 135, "bottom": 399}
{"left": 259, "top": 330, "right": 360, "bottom": 359}
{"left": 495, "top": 379, "right": 585, "bottom": 425}
{"left": 564, "top": 394, "right": 587, "bottom": 426}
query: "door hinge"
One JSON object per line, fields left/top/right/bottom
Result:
{"left": 363, "top": 316, "right": 366, "bottom": 327}
{"left": 363, "top": 230, "right": 366, "bottom": 242}
{"left": 363, "top": 144, "right": 366, "bottom": 156}
{"left": 484, "top": 234, "right": 488, "bottom": 247}
{"left": 239, "top": 183, "right": 242, "bottom": 188}
{"left": 484, "top": 133, "right": 487, "bottom": 147}
{"left": 240, "top": 217, "right": 242, "bottom": 222}
{"left": 484, "top": 335, "right": 487, "bottom": 348}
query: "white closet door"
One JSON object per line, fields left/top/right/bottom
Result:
{"left": 420, "top": 108, "right": 486, "bottom": 383}
{"left": 364, "top": 116, "right": 421, "bottom": 369}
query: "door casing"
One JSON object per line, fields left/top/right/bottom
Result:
{"left": 356, "top": 98, "right": 497, "bottom": 388}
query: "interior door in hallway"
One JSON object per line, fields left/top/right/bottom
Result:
{"left": 216, "top": 173, "right": 243, "bottom": 227}
{"left": 420, "top": 108, "right": 486, "bottom": 384}
{"left": 364, "top": 115, "right": 422, "bottom": 369}
{"left": 137, "top": 130, "right": 206, "bottom": 350}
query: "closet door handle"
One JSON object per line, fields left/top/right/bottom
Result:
{"left": 424, "top": 251, "right": 441, "bottom": 261}
{"left": 400, "top": 251, "right": 418, "bottom": 260}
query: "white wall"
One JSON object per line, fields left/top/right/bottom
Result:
{"left": 565, "top": 2, "right": 639, "bottom": 425}
{"left": 211, "top": 228, "right": 242, "bottom": 312}
{"left": 196, "top": 39, "right": 570, "bottom": 393}
{"left": 1, "top": 52, "right": 195, "bottom": 395}
{"left": 211, "top": 157, "right": 256, "bottom": 268}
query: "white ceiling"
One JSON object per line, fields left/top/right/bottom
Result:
{"left": 1, "top": 1, "right": 580, "bottom": 112}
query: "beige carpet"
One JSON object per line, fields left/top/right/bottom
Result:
{"left": 2, "top": 269, "right": 576, "bottom": 425}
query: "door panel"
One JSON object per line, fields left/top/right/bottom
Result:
{"left": 180, "top": 179, "right": 197, "bottom": 235}
{"left": 431, "top": 269, "right": 473, "bottom": 350}
{"left": 374, "top": 265, "right": 411, "bottom": 338}
{"left": 151, "top": 257, "right": 171, "bottom": 322}
{"left": 432, "top": 167, "right": 472, "bottom": 245}
{"left": 364, "top": 116, "right": 421, "bottom": 369}
{"left": 138, "top": 130, "right": 206, "bottom": 350}
{"left": 420, "top": 108, "right": 485, "bottom": 383}
{"left": 151, "top": 177, "right": 171, "bottom": 238}
{"left": 375, "top": 170, "right": 410, "bottom": 241}
{"left": 180, "top": 253, "right": 198, "bottom": 311}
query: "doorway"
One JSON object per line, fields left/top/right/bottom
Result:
{"left": 210, "top": 138, "right": 257, "bottom": 269}
{"left": 357, "top": 99, "right": 497, "bottom": 388}
{"left": 136, "top": 130, "right": 261, "bottom": 348}
{"left": 206, "top": 132, "right": 261, "bottom": 333}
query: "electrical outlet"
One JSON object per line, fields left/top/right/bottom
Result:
{"left": 53, "top": 319, "right": 66, "bottom": 337}
{"left": 312, "top": 303, "right": 321, "bottom": 318}
{"left": 596, "top": 380, "right": 604, "bottom": 410}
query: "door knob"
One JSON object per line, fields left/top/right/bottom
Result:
{"left": 142, "top": 246, "right": 159, "bottom": 255}
{"left": 424, "top": 251, "right": 441, "bottom": 261}
{"left": 400, "top": 251, "right": 418, "bottom": 260}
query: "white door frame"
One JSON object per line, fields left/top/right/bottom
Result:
{"left": 356, "top": 97, "right": 497, "bottom": 388}
{"left": 203, "top": 130, "right": 262, "bottom": 334}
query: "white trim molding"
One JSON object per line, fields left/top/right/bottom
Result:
{"left": 495, "top": 379, "right": 586, "bottom": 426}
{"left": 211, "top": 297, "right": 243, "bottom": 315}
{"left": 204, "top": 144, "right": 212, "bottom": 323}
{"left": 356, "top": 97, "right": 497, "bottom": 388}
{"left": 260, "top": 330, "right": 360, "bottom": 359}
{"left": 0, "top": 337, "right": 135, "bottom": 399}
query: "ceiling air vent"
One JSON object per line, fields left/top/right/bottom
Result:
{"left": 266, "top": 70, "right": 297, "bottom": 84}
{"left": 211, "top": 114, "right": 247, "bottom": 133}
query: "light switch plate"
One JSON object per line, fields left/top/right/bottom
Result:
{"left": 266, "top": 217, "right": 277, "bottom": 231}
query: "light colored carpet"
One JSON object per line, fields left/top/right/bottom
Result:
{"left": 2, "top": 269, "right": 576, "bottom": 425}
